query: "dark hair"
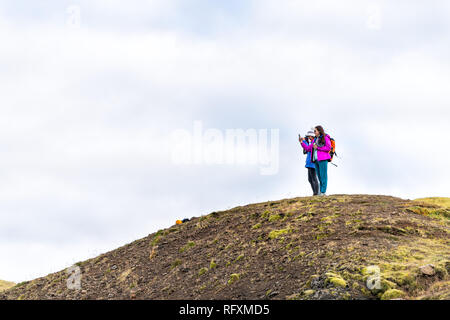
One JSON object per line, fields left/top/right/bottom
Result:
{"left": 315, "top": 125, "right": 326, "bottom": 145}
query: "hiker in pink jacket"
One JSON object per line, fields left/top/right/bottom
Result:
{"left": 299, "top": 126, "right": 331, "bottom": 196}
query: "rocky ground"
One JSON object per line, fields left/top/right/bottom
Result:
{"left": 1, "top": 194, "right": 449, "bottom": 300}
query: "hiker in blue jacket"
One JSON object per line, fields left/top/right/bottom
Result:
{"left": 302, "top": 130, "right": 319, "bottom": 196}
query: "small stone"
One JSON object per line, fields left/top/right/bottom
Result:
{"left": 267, "top": 291, "right": 279, "bottom": 298}
{"left": 420, "top": 264, "right": 435, "bottom": 276}
{"left": 111, "top": 265, "right": 117, "bottom": 270}
{"left": 81, "top": 290, "right": 87, "bottom": 294}
{"left": 310, "top": 276, "right": 324, "bottom": 289}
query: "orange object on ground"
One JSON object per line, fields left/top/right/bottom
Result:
{"left": 176, "top": 220, "right": 183, "bottom": 225}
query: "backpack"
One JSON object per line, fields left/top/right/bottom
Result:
{"left": 328, "top": 136, "right": 336, "bottom": 162}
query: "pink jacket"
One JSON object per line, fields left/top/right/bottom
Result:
{"left": 301, "top": 134, "right": 331, "bottom": 162}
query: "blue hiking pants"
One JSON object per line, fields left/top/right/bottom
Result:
{"left": 314, "top": 160, "right": 328, "bottom": 194}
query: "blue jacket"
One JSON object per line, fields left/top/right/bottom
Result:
{"left": 303, "top": 139, "right": 315, "bottom": 169}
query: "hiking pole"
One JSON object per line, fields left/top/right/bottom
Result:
{"left": 330, "top": 150, "right": 339, "bottom": 167}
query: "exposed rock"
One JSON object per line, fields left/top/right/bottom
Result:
{"left": 420, "top": 264, "right": 435, "bottom": 276}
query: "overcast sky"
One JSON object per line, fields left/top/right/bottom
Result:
{"left": 1, "top": 0, "right": 449, "bottom": 282}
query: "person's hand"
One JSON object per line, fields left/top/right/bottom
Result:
{"left": 313, "top": 144, "right": 318, "bottom": 149}
{"left": 299, "top": 136, "right": 304, "bottom": 142}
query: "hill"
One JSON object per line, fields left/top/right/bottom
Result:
{"left": 1, "top": 194, "right": 449, "bottom": 300}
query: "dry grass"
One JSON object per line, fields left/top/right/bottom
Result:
{"left": 0, "top": 280, "right": 15, "bottom": 292}
{"left": 414, "top": 197, "right": 450, "bottom": 208}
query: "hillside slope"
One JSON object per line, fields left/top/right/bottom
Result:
{"left": 1, "top": 194, "right": 449, "bottom": 300}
